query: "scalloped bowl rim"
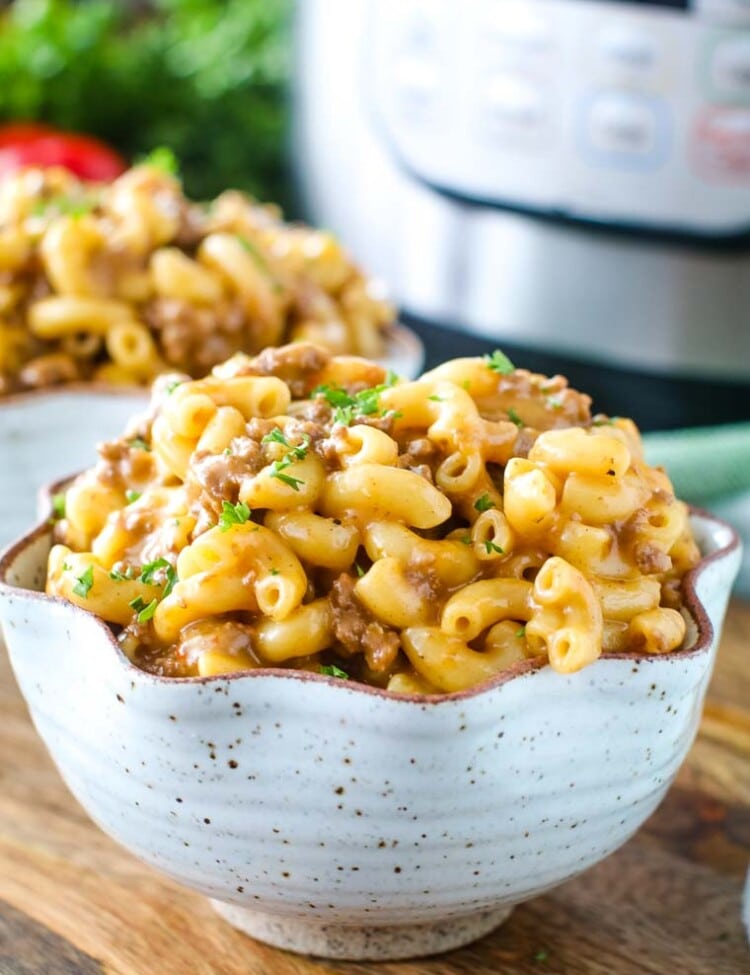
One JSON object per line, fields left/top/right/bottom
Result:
{"left": 0, "top": 483, "right": 739, "bottom": 706}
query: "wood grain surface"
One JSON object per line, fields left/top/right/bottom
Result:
{"left": 1, "top": 603, "right": 748, "bottom": 975}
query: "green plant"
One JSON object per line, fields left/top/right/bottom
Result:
{"left": 0, "top": 0, "right": 292, "bottom": 205}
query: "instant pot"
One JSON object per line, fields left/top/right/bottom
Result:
{"left": 294, "top": 0, "right": 750, "bottom": 429}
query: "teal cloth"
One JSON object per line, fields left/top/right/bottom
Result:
{"left": 643, "top": 422, "right": 750, "bottom": 505}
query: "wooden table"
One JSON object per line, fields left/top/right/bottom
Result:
{"left": 1, "top": 604, "right": 748, "bottom": 975}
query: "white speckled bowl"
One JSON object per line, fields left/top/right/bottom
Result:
{"left": 0, "top": 511, "right": 740, "bottom": 961}
{"left": 0, "top": 325, "right": 424, "bottom": 551}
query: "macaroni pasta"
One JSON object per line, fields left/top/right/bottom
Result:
{"left": 0, "top": 164, "right": 393, "bottom": 394}
{"left": 46, "top": 343, "right": 701, "bottom": 693}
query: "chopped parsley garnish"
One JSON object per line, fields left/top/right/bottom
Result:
{"left": 237, "top": 235, "right": 281, "bottom": 291}
{"left": 592, "top": 416, "right": 618, "bottom": 427}
{"left": 265, "top": 430, "right": 310, "bottom": 490}
{"left": 428, "top": 394, "right": 445, "bottom": 402}
{"left": 354, "top": 562, "right": 365, "bottom": 578}
{"left": 314, "top": 371, "right": 399, "bottom": 427}
{"left": 224, "top": 447, "right": 232, "bottom": 455}
{"left": 139, "top": 557, "right": 177, "bottom": 596}
{"left": 51, "top": 493, "right": 66, "bottom": 519}
{"left": 320, "top": 664, "right": 349, "bottom": 680}
{"left": 72, "top": 566, "right": 94, "bottom": 598}
{"left": 546, "top": 396, "right": 562, "bottom": 411}
{"left": 62, "top": 562, "right": 71, "bottom": 572}
{"left": 483, "top": 539, "right": 504, "bottom": 555}
{"left": 270, "top": 568, "right": 279, "bottom": 576}
{"left": 109, "top": 566, "right": 135, "bottom": 582}
{"left": 128, "top": 437, "right": 151, "bottom": 452}
{"left": 507, "top": 407, "right": 523, "bottom": 428}
{"left": 129, "top": 595, "right": 158, "bottom": 623}
{"left": 219, "top": 500, "right": 252, "bottom": 531}
{"left": 141, "top": 145, "right": 179, "bottom": 175}
{"left": 533, "top": 949, "right": 549, "bottom": 962}
{"left": 33, "top": 196, "right": 94, "bottom": 219}
{"left": 270, "top": 466, "right": 304, "bottom": 491}
{"left": 125, "top": 489, "right": 141, "bottom": 504}
{"left": 459, "top": 534, "right": 473, "bottom": 545}
{"left": 516, "top": 626, "right": 526, "bottom": 638}
{"left": 165, "top": 379, "right": 184, "bottom": 395}
{"left": 474, "top": 493, "right": 495, "bottom": 513}
{"left": 484, "top": 349, "right": 515, "bottom": 374}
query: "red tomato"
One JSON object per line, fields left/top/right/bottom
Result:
{"left": 0, "top": 124, "right": 127, "bottom": 181}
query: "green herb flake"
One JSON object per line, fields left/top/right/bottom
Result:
{"left": 320, "top": 664, "right": 349, "bottom": 680}
{"left": 484, "top": 349, "right": 515, "bottom": 375}
{"left": 270, "top": 568, "right": 279, "bottom": 576}
{"left": 129, "top": 595, "right": 158, "bottom": 623}
{"left": 592, "top": 416, "right": 618, "bottom": 427}
{"left": 262, "top": 427, "right": 290, "bottom": 447}
{"left": 219, "top": 500, "right": 252, "bottom": 531}
{"left": 270, "top": 466, "right": 304, "bottom": 491}
{"left": 224, "top": 448, "right": 232, "bottom": 455}
{"left": 507, "top": 407, "right": 524, "bottom": 428}
{"left": 474, "top": 493, "right": 495, "bottom": 513}
{"left": 109, "top": 566, "right": 134, "bottom": 582}
{"left": 533, "top": 949, "right": 549, "bottom": 963}
{"left": 483, "top": 539, "right": 504, "bottom": 555}
{"left": 51, "top": 493, "right": 66, "bottom": 519}
{"left": 72, "top": 565, "right": 94, "bottom": 599}
{"left": 547, "top": 396, "right": 563, "bottom": 411}
{"left": 125, "top": 489, "right": 141, "bottom": 504}
{"left": 459, "top": 534, "right": 473, "bottom": 545}
{"left": 165, "top": 379, "right": 184, "bottom": 395}
{"left": 139, "top": 557, "right": 177, "bottom": 595}
{"left": 141, "top": 145, "right": 179, "bottom": 175}
{"left": 315, "top": 380, "right": 396, "bottom": 427}
{"left": 128, "top": 437, "right": 151, "bottom": 452}
{"left": 516, "top": 626, "right": 526, "bottom": 639}
{"left": 62, "top": 562, "right": 71, "bottom": 572}
{"left": 354, "top": 562, "right": 365, "bottom": 578}
{"left": 237, "top": 235, "right": 277, "bottom": 286}
{"left": 428, "top": 394, "right": 444, "bottom": 402}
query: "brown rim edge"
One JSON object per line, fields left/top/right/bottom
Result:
{"left": 0, "top": 502, "right": 740, "bottom": 707}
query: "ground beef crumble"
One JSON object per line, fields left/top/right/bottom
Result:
{"left": 329, "top": 573, "right": 400, "bottom": 673}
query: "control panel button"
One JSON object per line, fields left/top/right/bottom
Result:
{"left": 710, "top": 36, "right": 750, "bottom": 98}
{"left": 484, "top": 3, "right": 552, "bottom": 54}
{"left": 581, "top": 92, "right": 670, "bottom": 168}
{"left": 484, "top": 74, "right": 548, "bottom": 135}
{"left": 692, "top": 107, "right": 750, "bottom": 181}
{"left": 598, "top": 23, "right": 659, "bottom": 74}
{"left": 590, "top": 94, "right": 656, "bottom": 154}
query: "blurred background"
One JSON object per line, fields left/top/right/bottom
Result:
{"left": 1, "top": 0, "right": 749, "bottom": 586}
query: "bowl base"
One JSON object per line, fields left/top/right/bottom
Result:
{"left": 210, "top": 900, "right": 514, "bottom": 961}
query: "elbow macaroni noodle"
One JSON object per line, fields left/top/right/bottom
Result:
{"left": 46, "top": 344, "right": 701, "bottom": 693}
{"left": 0, "top": 164, "right": 393, "bottom": 394}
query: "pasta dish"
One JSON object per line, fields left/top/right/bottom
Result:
{"left": 0, "top": 161, "right": 393, "bottom": 394}
{"left": 46, "top": 344, "right": 700, "bottom": 694}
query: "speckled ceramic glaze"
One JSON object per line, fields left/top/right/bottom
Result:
{"left": 0, "top": 325, "right": 424, "bottom": 553}
{"left": 0, "top": 512, "right": 740, "bottom": 961}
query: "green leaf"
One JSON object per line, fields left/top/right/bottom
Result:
{"left": 125, "top": 489, "right": 141, "bottom": 504}
{"left": 270, "top": 466, "right": 303, "bottom": 491}
{"left": 109, "top": 566, "right": 134, "bottom": 582}
{"left": 139, "top": 145, "right": 180, "bottom": 175}
{"left": 72, "top": 565, "right": 94, "bottom": 599}
{"left": 484, "top": 350, "right": 515, "bottom": 374}
{"left": 51, "top": 493, "right": 66, "bottom": 519}
{"left": 219, "top": 500, "right": 251, "bottom": 531}
{"left": 483, "top": 539, "right": 504, "bottom": 555}
{"left": 129, "top": 595, "right": 158, "bottom": 623}
{"left": 507, "top": 407, "right": 523, "bottom": 428}
{"left": 473, "top": 493, "right": 494, "bottom": 513}
{"left": 320, "top": 664, "right": 348, "bottom": 680}
{"left": 128, "top": 437, "right": 151, "bottom": 452}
